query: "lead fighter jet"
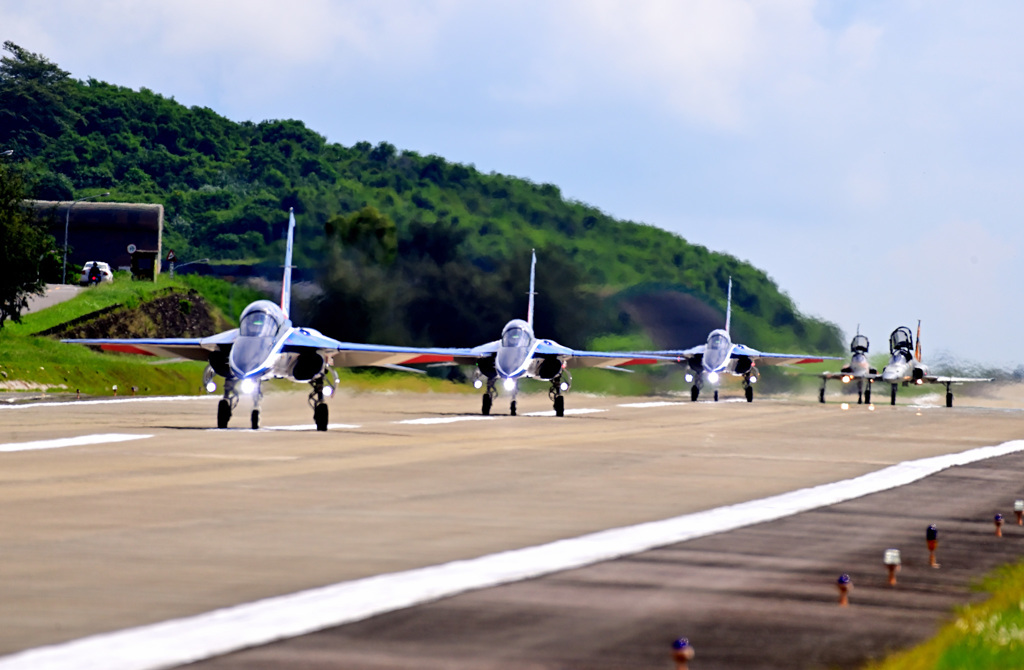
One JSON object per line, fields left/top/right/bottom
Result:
{"left": 63, "top": 209, "right": 482, "bottom": 430}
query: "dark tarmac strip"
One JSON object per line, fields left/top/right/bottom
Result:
{"left": 188, "top": 450, "right": 1024, "bottom": 670}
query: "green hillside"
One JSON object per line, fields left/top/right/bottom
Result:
{"left": 0, "top": 41, "right": 842, "bottom": 354}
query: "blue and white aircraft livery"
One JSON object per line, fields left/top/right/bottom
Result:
{"left": 445, "top": 250, "right": 664, "bottom": 417}
{"left": 647, "top": 277, "right": 837, "bottom": 402}
{"left": 63, "top": 212, "right": 662, "bottom": 427}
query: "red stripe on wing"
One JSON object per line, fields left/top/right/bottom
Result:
{"left": 100, "top": 344, "right": 158, "bottom": 356}
{"left": 400, "top": 354, "right": 456, "bottom": 364}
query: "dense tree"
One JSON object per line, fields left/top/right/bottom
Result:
{"left": 0, "top": 42, "right": 78, "bottom": 155}
{"left": 0, "top": 44, "right": 843, "bottom": 353}
{"left": 0, "top": 160, "right": 55, "bottom": 327}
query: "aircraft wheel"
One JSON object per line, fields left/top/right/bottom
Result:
{"left": 482, "top": 394, "right": 492, "bottom": 416}
{"left": 864, "top": 389, "right": 871, "bottom": 404}
{"left": 510, "top": 400, "right": 517, "bottom": 417}
{"left": 857, "top": 392, "right": 863, "bottom": 405}
{"left": 251, "top": 409, "right": 260, "bottom": 430}
{"left": 217, "top": 399, "right": 231, "bottom": 429}
{"left": 713, "top": 390, "right": 719, "bottom": 402}
{"left": 890, "top": 384, "right": 897, "bottom": 406}
{"left": 818, "top": 388, "right": 825, "bottom": 404}
{"left": 690, "top": 386, "right": 699, "bottom": 402}
{"left": 314, "top": 403, "right": 329, "bottom": 431}
{"left": 554, "top": 395, "right": 565, "bottom": 417}
{"left": 745, "top": 386, "right": 753, "bottom": 403}
{"left": 946, "top": 392, "right": 953, "bottom": 408}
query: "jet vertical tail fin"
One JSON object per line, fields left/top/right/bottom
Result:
{"left": 724, "top": 276, "right": 733, "bottom": 335}
{"left": 915, "top": 320, "right": 922, "bottom": 362}
{"left": 281, "top": 208, "right": 296, "bottom": 318}
{"left": 527, "top": 249, "right": 537, "bottom": 329}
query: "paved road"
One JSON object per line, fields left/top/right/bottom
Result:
{"left": 22, "top": 283, "right": 82, "bottom": 314}
{"left": 0, "top": 389, "right": 1022, "bottom": 667}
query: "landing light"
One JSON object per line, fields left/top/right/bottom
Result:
{"left": 707, "top": 372, "right": 720, "bottom": 384}
{"left": 239, "top": 378, "right": 256, "bottom": 395}
{"left": 559, "top": 381, "right": 569, "bottom": 391}
{"left": 915, "top": 379, "right": 924, "bottom": 385}
{"left": 841, "top": 375, "right": 851, "bottom": 384}
{"left": 205, "top": 381, "right": 217, "bottom": 393}
{"left": 749, "top": 375, "right": 757, "bottom": 384}
{"left": 323, "top": 385, "right": 334, "bottom": 398}
{"left": 503, "top": 378, "right": 516, "bottom": 392}
{"left": 473, "top": 379, "right": 483, "bottom": 389}
{"left": 684, "top": 373, "right": 694, "bottom": 383}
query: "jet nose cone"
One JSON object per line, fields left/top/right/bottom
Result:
{"left": 496, "top": 347, "right": 528, "bottom": 378}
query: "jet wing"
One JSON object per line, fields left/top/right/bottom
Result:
{"left": 634, "top": 345, "right": 705, "bottom": 362}
{"left": 820, "top": 371, "right": 881, "bottom": 380}
{"left": 61, "top": 331, "right": 238, "bottom": 361}
{"left": 924, "top": 375, "right": 994, "bottom": 384}
{"left": 732, "top": 344, "right": 838, "bottom": 366}
{"left": 283, "top": 329, "right": 493, "bottom": 368}
{"left": 534, "top": 340, "right": 671, "bottom": 369}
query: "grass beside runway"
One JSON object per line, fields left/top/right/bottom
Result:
{"left": 867, "top": 561, "right": 1024, "bottom": 670}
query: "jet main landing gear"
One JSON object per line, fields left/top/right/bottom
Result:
{"left": 549, "top": 371, "right": 571, "bottom": 417}
{"left": 218, "top": 379, "right": 239, "bottom": 429}
{"left": 308, "top": 376, "right": 331, "bottom": 431}
{"left": 481, "top": 376, "right": 496, "bottom": 415}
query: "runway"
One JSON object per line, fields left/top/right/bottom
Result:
{"left": 0, "top": 387, "right": 1023, "bottom": 667}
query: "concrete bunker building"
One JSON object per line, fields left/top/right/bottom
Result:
{"left": 29, "top": 201, "right": 164, "bottom": 281}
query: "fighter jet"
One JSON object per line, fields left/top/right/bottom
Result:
{"left": 62, "top": 209, "right": 488, "bottom": 431}
{"left": 449, "top": 250, "right": 664, "bottom": 417}
{"left": 647, "top": 277, "right": 837, "bottom": 402}
{"left": 880, "top": 322, "right": 991, "bottom": 407}
{"left": 818, "top": 326, "right": 877, "bottom": 404}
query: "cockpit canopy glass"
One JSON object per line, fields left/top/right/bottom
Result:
{"left": 708, "top": 333, "right": 728, "bottom": 350}
{"left": 502, "top": 327, "right": 528, "bottom": 348}
{"left": 889, "top": 327, "right": 912, "bottom": 354}
{"left": 851, "top": 334, "right": 869, "bottom": 353}
{"left": 240, "top": 310, "right": 281, "bottom": 338}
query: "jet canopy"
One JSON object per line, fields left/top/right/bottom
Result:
{"left": 239, "top": 301, "right": 286, "bottom": 338}
{"left": 850, "top": 334, "right": 869, "bottom": 354}
{"left": 501, "top": 319, "right": 533, "bottom": 348}
{"left": 889, "top": 327, "right": 913, "bottom": 354}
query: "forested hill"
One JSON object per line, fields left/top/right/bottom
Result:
{"left": 0, "top": 42, "right": 842, "bottom": 353}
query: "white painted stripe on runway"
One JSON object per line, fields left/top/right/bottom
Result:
{"left": 5, "top": 439, "right": 1023, "bottom": 670}
{"left": 0, "top": 396, "right": 214, "bottom": 409}
{"left": 618, "top": 401, "right": 684, "bottom": 408}
{"left": 396, "top": 416, "right": 501, "bottom": 425}
{"left": 522, "top": 408, "right": 606, "bottom": 417}
{"left": 265, "top": 423, "right": 361, "bottom": 431}
{"left": 0, "top": 434, "right": 152, "bottom": 453}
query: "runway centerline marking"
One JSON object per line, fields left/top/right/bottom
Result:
{"left": 0, "top": 434, "right": 153, "bottom": 453}
{"left": 523, "top": 408, "right": 605, "bottom": 417}
{"left": 10, "top": 440, "right": 1020, "bottom": 670}
{"left": 618, "top": 401, "right": 685, "bottom": 408}
{"left": 396, "top": 416, "right": 502, "bottom": 425}
{"left": 0, "top": 396, "right": 215, "bottom": 409}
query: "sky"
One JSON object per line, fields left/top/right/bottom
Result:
{"left": 2, "top": 0, "right": 1022, "bottom": 368}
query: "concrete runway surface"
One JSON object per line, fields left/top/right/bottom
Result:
{"left": 1, "top": 386, "right": 1023, "bottom": 668}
